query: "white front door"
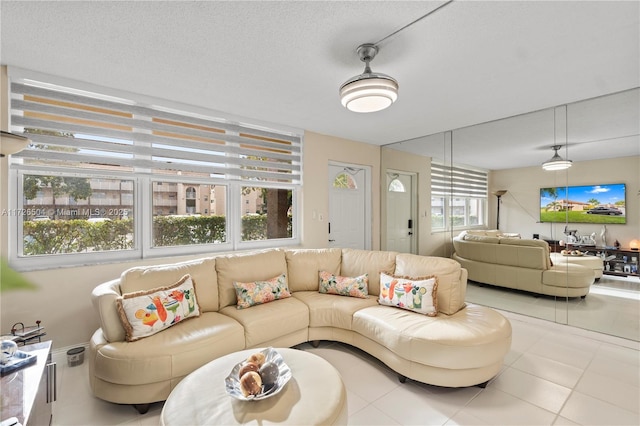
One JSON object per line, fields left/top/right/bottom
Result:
{"left": 328, "top": 163, "right": 370, "bottom": 249}
{"left": 386, "top": 172, "right": 416, "bottom": 253}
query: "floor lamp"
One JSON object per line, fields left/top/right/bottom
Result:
{"left": 493, "top": 190, "right": 507, "bottom": 230}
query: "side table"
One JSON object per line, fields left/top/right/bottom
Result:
{"left": 0, "top": 341, "right": 56, "bottom": 426}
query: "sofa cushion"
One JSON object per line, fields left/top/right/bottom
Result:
{"left": 378, "top": 273, "right": 438, "bottom": 316}
{"left": 120, "top": 257, "right": 218, "bottom": 312}
{"left": 215, "top": 249, "right": 287, "bottom": 309}
{"left": 93, "top": 312, "right": 245, "bottom": 386}
{"left": 465, "top": 229, "right": 501, "bottom": 237}
{"left": 542, "top": 263, "right": 595, "bottom": 288}
{"left": 352, "top": 303, "right": 512, "bottom": 370}
{"left": 116, "top": 274, "right": 201, "bottom": 342}
{"left": 499, "top": 238, "right": 549, "bottom": 249}
{"left": 340, "top": 249, "right": 397, "bottom": 297}
{"left": 495, "top": 241, "right": 549, "bottom": 269}
{"left": 293, "top": 291, "right": 378, "bottom": 329}
{"left": 233, "top": 273, "right": 291, "bottom": 309}
{"left": 499, "top": 233, "right": 521, "bottom": 239}
{"left": 463, "top": 234, "right": 501, "bottom": 243}
{"left": 394, "top": 254, "right": 467, "bottom": 315}
{"left": 285, "top": 248, "right": 342, "bottom": 292}
{"left": 220, "top": 297, "right": 309, "bottom": 347}
{"left": 319, "top": 271, "right": 368, "bottom": 299}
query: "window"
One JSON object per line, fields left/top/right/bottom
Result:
{"left": 241, "top": 186, "right": 292, "bottom": 241}
{"left": 388, "top": 177, "right": 405, "bottom": 193}
{"left": 333, "top": 172, "right": 357, "bottom": 189}
{"left": 8, "top": 70, "right": 302, "bottom": 269}
{"left": 430, "top": 162, "right": 487, "bottom": 231}
{"left": 151, "top": 181, "right": 226, "bottom": 247}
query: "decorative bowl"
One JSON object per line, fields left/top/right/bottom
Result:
{"left": 225, "top": 347, "right": 292, "bottom": 401}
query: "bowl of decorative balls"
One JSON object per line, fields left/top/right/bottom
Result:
{"left": 561, "top": 249, "right": 584, "bottom": 256}
{"left": 225, "top": 347, "right": 292, "bottom": 401}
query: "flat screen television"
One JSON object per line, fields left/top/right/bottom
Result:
{"left": 540, "top": 183, "right": 626, "bottom": 224}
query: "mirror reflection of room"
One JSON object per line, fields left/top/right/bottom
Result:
{"left": 382, "top": 88, "right": 639, "bottom": 341}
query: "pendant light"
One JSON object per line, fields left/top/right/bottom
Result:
{"left": 339, "top": 44, "right": 398, "bottom": 113}
{"left": 542, "top": 145, "right": 572, "bottom": 171}
{"left": 542, "top": 105, "right": 572, "bottom": 171}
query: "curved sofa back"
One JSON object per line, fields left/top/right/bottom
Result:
{"left": 395, "top": 253, "right": 468, "bottom": 315}
{"left": 453, "top": 233, "right": 551, "bottom": 270}
{"left": 215, "top": 249, "right": 288, "bottom": 309}
{"left": 93, "top": 248, "right": 469, "bottom": 343}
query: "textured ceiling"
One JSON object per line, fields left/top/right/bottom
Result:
{"left": 1, "top": 1, "right": 638, "bottom": 170}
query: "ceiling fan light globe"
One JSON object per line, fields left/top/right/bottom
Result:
{"left": 340, "top": 76, "right": 398, "bottom": 113}
{"left": 542, "top": 145, "right": 572, "bottom": 170}
{"left": 542, "top": 160, "right": 572, "bottom": 171}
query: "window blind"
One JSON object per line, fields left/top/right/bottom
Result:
{"left": 431, "top": 162, "right": 487, "bottom": 198}
{"left": 10, "top": 79, "right": 302, "bottom": 184}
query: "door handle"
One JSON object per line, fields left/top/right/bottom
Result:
{"left": 408, "top": 232, "right": 413, "bottom": 236}
{"left": 329, "top": 239, "right": 336, "bottom": 242}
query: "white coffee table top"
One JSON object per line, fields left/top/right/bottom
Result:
{"left": 160, "top": 347, "right": 347, "bottom": 426}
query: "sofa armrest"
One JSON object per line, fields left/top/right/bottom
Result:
{"left": 92, "top": 279, "right": 126, "bottom": 343}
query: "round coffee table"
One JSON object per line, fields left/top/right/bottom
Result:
{"left": 160, "top": 347, "right": 347, "bottom": 425}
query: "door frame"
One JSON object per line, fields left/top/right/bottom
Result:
{"left": 385, "top": 169, "right": 418, "bottom": 254}
{"left": 328, "top": 161, "right": 372, "bottom": 250}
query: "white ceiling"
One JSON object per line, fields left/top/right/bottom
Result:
{"left": 1, "top": 1, "right": 638, "bottom": 170}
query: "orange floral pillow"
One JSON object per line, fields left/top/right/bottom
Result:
{"left": 116, "top": 274, "right": 201, "bottom": 342}
{"left": 378, "top": 273, "right": 438, "bottom": 316}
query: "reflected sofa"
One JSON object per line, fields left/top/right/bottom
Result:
{"left": 89, "top": 248, "right": 512, "bottom": 411}
{"left": 452, "top": 230, "right": 595, "bottom": 298}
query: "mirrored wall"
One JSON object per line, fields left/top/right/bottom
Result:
{"left": 381, "top": 88, "right": 640, "bottom": 341}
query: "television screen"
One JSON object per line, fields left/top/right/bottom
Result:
{"left": 540, "top": 183, "right": 626, "bottom": 224}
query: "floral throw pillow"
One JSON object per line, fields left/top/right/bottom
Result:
{"left": 318, "top": 271, "right": 369, "bottom": 299}
{"left": 378, "top": 272, "right": 438, "bottom": 316}
{"left": 234, "top": 273, "right": 291, "bottom": 309}
{"left": 116, "top": 274, "right": 201, "bottom": 342}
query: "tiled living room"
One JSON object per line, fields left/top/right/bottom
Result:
{"left": 49, "top": 309, "right": 638, "bottom": 425}
{"left": 1, "top": 2, "right": 639, "bottom": 426}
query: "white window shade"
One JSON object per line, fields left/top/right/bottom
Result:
{"left": 10, "top": 80, "right": 302, "bottom": 184}
{"left": 431, "top": 162, "right": 487, "bottom": 198}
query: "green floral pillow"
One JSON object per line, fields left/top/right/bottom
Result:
{"left": 378, "top": 272, "right": 438, "bottom": 316}
{"left": 233, "top": 273, "right": 291, "bottom": 309}
{"left": 318, "top": 271, "right": 369, "bottom": 298}
{"left": 116, "top": 274, "right": 201, "bottom": 342}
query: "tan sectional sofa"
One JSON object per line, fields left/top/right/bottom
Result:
{"left": 89, "top": 248, "right": 512, "bottom": 412}
{"left": 452, "top": 231, "right": 595, "bottom": 298}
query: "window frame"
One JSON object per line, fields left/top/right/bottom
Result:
{"left": 7, "top": 68, "right": 303, "bottom": 271}
{"left": 430, "top": 161, "right": 488, "bottom": 233}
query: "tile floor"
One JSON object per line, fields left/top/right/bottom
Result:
{"left": 466, "top": 274, "right": 640, "bottom": 341}
{"left": 51, "top": 309, "right": 639, "bottom": 426}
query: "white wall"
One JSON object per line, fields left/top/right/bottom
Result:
{"left": 301, "top": 131, "right": 381, "bottom": 250}
{"left": 491, "top": 156, "right": 639, "bottom": 247}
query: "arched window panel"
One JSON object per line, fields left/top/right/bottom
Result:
{"left": 333, "top": 172, "right": 357, "bottom": 190}
{"left": 388, "top": 178, "right": 405, "bottom": 193}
